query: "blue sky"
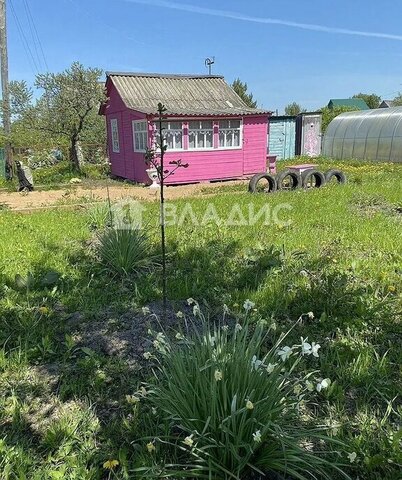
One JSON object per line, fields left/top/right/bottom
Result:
{"left": 6, "top": 0, "right": 402, "bottom": 112}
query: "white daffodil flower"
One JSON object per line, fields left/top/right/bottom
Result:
{"left": 316, "top": 378, "right": 331, "bottom": 392}
{"left": 183, "top": 435, "right": 194, "bottom": 447}
{"left": 251, "top": 355, "right": 263, "bottom": 371}
{"left": 277, "top": 346, "right": 293, "bottom": 362}
{"left": 156, "top": 332, "right": 166, "bottom": 343}
{"left": 347, "top": 452, "right": 357, "bottom": 463}
{"left": 266, "top": 363, "right": 277, "bottom": 374}
{"left": 243, "top": 299, "right": 255, "bottom": 311}
{"left": 307, "top": 311, "right": 314, "bottom": 320}
{"left": 252, "top": 430, "right": 262, "bottom": 443}
{"left": 235, "top": 323, "right": 242, "bottom": 332}
{"left": 187, "top": 298, "right": 196, "bottom": 305}
{"left": 175, "top": 332, "right": 184, "bottom": 340}
{"left": 141, "top": 306, "right": 150, "bottom": 315}
{"left": 176, "top": 311, "right": 184, "bottom": 319}
{"left": 246, "top": 400, "right": 254, "bottom": 410}
{"left": 214, "top": 369, "right": 223, "bottom": 381}
{"left": 301, "top": 337, "right": 312, "bottom": 355}
{"left": 126, "top": 395, "right": 140, "bottom": 404}
{"left": 311, "top": 342, "right": 321, "bottom": 357}
{"left": 193, "top": 304, "right": 200, "bottom": 316}
{"left": 143, "top": 352, "right": 152, "bottom": 360}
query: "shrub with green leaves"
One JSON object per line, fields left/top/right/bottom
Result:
{"left": 97, "top": 227, "right": 157, "bottom": 277}
{"left": 135, "top": 307, "right": 350, "bottom": 479}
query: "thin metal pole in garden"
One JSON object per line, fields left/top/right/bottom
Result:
{"left": 157, "top": 103, "right": 167, "bottom": 319}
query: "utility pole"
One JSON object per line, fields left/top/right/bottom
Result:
{"left": 0, "top": 0, "right": 12, "bottom": 179}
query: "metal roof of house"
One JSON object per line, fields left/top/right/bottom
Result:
{"left": 106, "top": 72, "right": 270, "bottom": 116}
{"left": 328, "top": 98, "right": 370, "bottom": 110}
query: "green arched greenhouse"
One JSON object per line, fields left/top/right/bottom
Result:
{"left": 323, "top": 106, "right": 402, "bottom": 162}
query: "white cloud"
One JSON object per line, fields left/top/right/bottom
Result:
{"left": 124, "top": 0, "right": 402, "bottom": 42}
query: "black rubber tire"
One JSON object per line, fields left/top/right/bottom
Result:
{"left": 325, "top": 169, "right": 346, "bottom": 184}
{"left": 301, "top": 169, "right": 326, "bottom": 188}
{"left": 276, "top": 169, "right": 302, "bottom": 190}
{"left": 248, "top": 173, "right": 277, "bottom": 193}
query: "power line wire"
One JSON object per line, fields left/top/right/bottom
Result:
{"left": 9, "top": 0, "right": 40, "bottom": 74}
{"left": 22, "top": 0, "right": 49, "bottom": 71}
{"left": 21, "top": 0, "right": 42, "bottom": 70}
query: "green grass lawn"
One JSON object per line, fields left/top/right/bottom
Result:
{"left": 0, "top": 159, "right": 401, "bottom": 479}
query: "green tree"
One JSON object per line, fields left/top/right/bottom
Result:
{"left": 232, "top": 78, "right": 257, "bottom": 108}
{"left": 284, "top": 102, "right": 305, "bottom": 116}
{"left": 12, "top": 62, "right": 106, "bottom": 171}
{"left": 392, "top": 93, "right": 402, "bottom": 106}
{"left": 352, "top": 93, "right": 381, "bottom": 109}
{"left": 321, "top": 105, "right": 355, "bottom": 132}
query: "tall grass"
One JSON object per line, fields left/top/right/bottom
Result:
{"left": 137, "top": 317, "right": 349, "bottom": 479}
{"left": 98, "top": 228, "right": 158, "bottom": 277}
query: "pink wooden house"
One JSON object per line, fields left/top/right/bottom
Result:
{"left": 100, "top": 72, "right": 271, "bottom": 184}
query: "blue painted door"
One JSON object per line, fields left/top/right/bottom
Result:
{"left": 268, "top": 118, "right": 296, "bottom": 159}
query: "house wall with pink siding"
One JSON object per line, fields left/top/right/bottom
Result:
{"left": 105, "top": 82, "right": 148, "bottom": 182}
{"left": 243, "top": 116, "right": 268, "bottom": 175}
{"left": 104, "top": 82, "right": 269, "bottom": 185}
{"left": 161, "top": 115, "right": 267, "bottom": 184}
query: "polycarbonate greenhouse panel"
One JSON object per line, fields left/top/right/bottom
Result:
{"left": 323, "top": 107, "right": 402, "bottom": 162}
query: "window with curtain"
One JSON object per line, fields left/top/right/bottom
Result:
{"left": 110, "top": 119, "right": 120, "bottom": 153}
{"left": 219, "top": 120, "right": 241, "bottom": 148}
{"left": 132, "top": 120, "right": 148, "bottom": 152}
{"left": 188, "top": 120, "right": 213, "bottom": 149}
{"left": 153, "top": 121, "right": 183, "bottom": 150}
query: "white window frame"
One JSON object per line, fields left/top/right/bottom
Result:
{"left": 218, "top": 119, "right": 243, "bottom": 150}
{"left": 110, "top": 118, "right": 120, "bottom": 153}
{"left": 188, "top": 120, "right": 214, "bottom": 150}
{"left": 132, "top": 120, "right": 148, "bottom": 152}
{"left": 153, "top": 121, "right": 184, "bottom": 152}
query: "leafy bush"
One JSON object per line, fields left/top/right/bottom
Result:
{"left": 98, "top": 228, "right": 157, "bottom": 277}
{"left": 32, "top": 161, "right": 109, "bottom": 185}
{"left": 135, "top": 310, "right": 350, "bottom": 479}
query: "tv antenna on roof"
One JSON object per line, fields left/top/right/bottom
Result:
{"left": 205, "top": 57, "right": 215, "bottom": 75}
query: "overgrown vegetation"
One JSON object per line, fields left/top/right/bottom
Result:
{"left": 3, "top": 62, "right": 106, "bottom": 172}
{"left": 0, "top": 158, "right": 401, "bottom": 479}
{"left": 134, "top": 314, "right": 350, "bottom": 479}
{"left": 321, "top": 106, "right": 356, "bottom": 132}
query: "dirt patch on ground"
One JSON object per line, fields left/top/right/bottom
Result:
{"left": 67, "top": 301, "right": 199, "bottom": 366}
{"left": 352, "top": 193, "right": 402, "bottom": 219}
{"left": 0, "top": 180, "right": 247, "bottom": 211}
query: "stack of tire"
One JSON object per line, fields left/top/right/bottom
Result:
{"left": 248, "top": 169, "right": 346, "bottom": 194}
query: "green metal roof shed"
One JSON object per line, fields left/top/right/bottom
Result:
{"left": 328, "top": 98, "right": 370, "bottom": 110}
